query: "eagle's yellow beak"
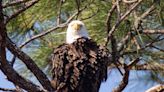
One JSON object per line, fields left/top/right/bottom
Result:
{"left": 72, "top": 23, "right": 81, "bottom": 31}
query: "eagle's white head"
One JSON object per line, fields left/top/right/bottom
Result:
{"left": 66, "top": 20, "right": 90, "bottom": 44}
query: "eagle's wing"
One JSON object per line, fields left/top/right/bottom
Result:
{"left": 51, "top": 37, "right": 109, "bottom": 92}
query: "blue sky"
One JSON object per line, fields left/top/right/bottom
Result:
{"left": 0, "top": 69, "right": 159, "bottom": 92}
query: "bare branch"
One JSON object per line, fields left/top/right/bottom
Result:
{"left": 117, "top": 3, "right": 157, "bottom": 53}
{"left": 111, "top": 35, "right": 123, "bottom": 75}
{"left": 6, "top": 37, "right": 55, "bottom": 91}
{"left": 123, "top": 37, "right": 164, "bottom": 55}
{"left": 56, "top": 0, "right": 63, "bottom": 25}
{"left": 81, "top": 8, "right": 99, "bottom": 20}
{"left": 10, "top": 55, "right": 16, "bottom": 67}
{"left": 2, "top": 0, "right": 30, "bottom": 8}
{"left": 145, "top": 85, "right": 164, "bottom": 92}
{"left": 127, "top": 58, "right": 140, "bottom": 69}
{"left": 75, "top": 0, "right": 80, "bottom": 19}
{"left": 151, "top": 45, "right": 164, "bottom": 52}
{"left": 143, "top": 29, "right": 164, "bottom": 34}
{"left": 5, "top": 0, "right": 39, "bottom": 24}
{"left": 122, "top": 0, "right": 138, "bottom": 4}
{"left": 112, "top": 64, "right": 129, "bottom": 92}
{"left": 140, "top": 4, "right": 155, "bottom": 19}
{"left": 105, "top": 3, "right": 117, "bottom": 33}
{"left": 134, "top": 63, "right": 164, "bottom": 71}
{"left": 0, "top": 87, "right": 16, "bottom": 92}
{"left": 0, "top": 2, "right": 44, "bottom": 90}
{"left": 117, "top": 32, "right": 132, "bottom": 52}
{"left": 1, "top": 64, "right": 45, "bottom": 92}
{"left": 108, "top": 63, "right": 164, "bottom": 71}
{"left": 116, "top": 0, "right": 121, "bottom": 19}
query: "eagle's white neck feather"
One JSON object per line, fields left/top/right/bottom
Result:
{"left": 66, "top": 20, "right": 89, "bottom": 44}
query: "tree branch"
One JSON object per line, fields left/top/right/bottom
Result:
{"left": 56, "top": 0, "right": 63, "bottom": 25}
{"left": 1, "top": 63, "right": 45, "bottom": 92}
{"left": 142, "top": 29, "right": 164, "bottom": 34}
{"left": 0, "top": 2, "right": 44, "bottom": 91}
{"left": 2, "top": 0, "right": 30, "bottom": 8}
{"left": 105, "top": 3, "right": 117, "bottom": 33}
{"left": 111, "top": 35, "right": 123, "bottom": 75}
{"left": 5, "top": 0, "right": 39, "bottom": 24}
{"left": 6, "top": 37, "right": 54, "bottom": 91}
{"left": 19, "top": 6, "right": 87, "bottom": 48}
{"left": 0, "top": 87, "right": 16, "bottom": 92}
{"left": 105, "top": 0, "right": 143, "bottom": 46}
{"left": 145, "top": 85, "right": 164, "bottom": 92}
{"left": 108, "top": 63, "right": 164, "bottom": 71}
{"left": 112, "top": 64, "right": 130, "bottom": 92}
{"left": 122, "top": 0, "right": 138, "bottom": 4}
{"left": 123, "top": 37, "right": 164, "bottom": 55}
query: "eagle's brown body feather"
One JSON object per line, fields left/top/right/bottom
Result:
{"left": 51, "top": 37, "right": 110, "bottom": 92}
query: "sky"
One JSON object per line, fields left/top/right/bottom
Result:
{"left": 0, "top": 49, "right": 160, "bottom": 92}
{"left": 0, "top": 68, "right": 159, "bottom": 92}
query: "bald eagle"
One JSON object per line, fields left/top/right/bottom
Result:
{"left": 51, "top": 20, "right": 110, "bottom": 92}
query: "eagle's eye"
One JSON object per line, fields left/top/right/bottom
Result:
{"left": 71, "top": 23, "right": 82, "bottom": 31}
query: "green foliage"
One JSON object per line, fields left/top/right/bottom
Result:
{"left": 4, "top": 0, "right": 164, "bottom": 82}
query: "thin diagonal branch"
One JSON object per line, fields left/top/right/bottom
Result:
{"left": 5, "top": 0, "right": 39, "bottom": 24}
{"left": 81, "top": 8, "right": 99, "bottom": 20}
{"left": 105, "top": 3, "right": 117, "bottom": 33}
{"left": 122, "top": 0, "right": 138, "bottom": 4}
{"left": 6, "top": 37, "right": 54, "bottom": 91}
{"left": 123, "top": 37, "right": 164, "bottom": 55}
{"left": 105, "top": 0, "right": 143, "bottom": 46}
{"left": 127, "top": 58, "right": 140, "bottom": 69}
{"left": 2, "top": 0, "right": 30, "bottom": 8}
{"left": 0, "top": 2, "right": 44, "bottom": 90}
{"left": 20, "top": 6, "right": 87, "bottom": 48}
{"left": 151, "top": 45, "right": 164, "bottom": 52}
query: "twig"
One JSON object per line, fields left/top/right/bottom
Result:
{"left": 117, "top": 32, "right": 132, "bottom": 52}
{"left": 19, "top": 6, "right": 87, "bottom": 48}
{"left": 151, "top": 45, "right": 164, "bottom": 52}
{"left": 123, "top": 37, "right": 164, "bottom": 55}
{"left": 81, "top": 8, "right": 99, "bottom": 20}
{"left": 127, "top": 58, "right": 140, "bottom": 69}
{"left": 75, "top": 0, "right": 80, "bottom": 19}
{"left": 105, "top": 0, "right": 143, "bottom": 46}
{"left": 116, "top": 0, "right": 121, "bottom": 19}
{"left": 56, "top": 0, "right": 63, "bottom": 25}
{"left": 140, "top": 4, "right": 155, "bottom": 19}
{"left": 0, "top": 87, "right": 16, "bottom": 92}
{"left": 2, "top": 0, "right": 30, "bottom": 8}
{"left": 122, "top": 0, "right": 138, "bottom": 4}
{"left": 134, "top": 3, "right": 155, "bottom": 29}
{"left": 108, "top": 63, "right": 164, "bottom": 71}
{"left": 133, "top": 63, "right": 164, "bottom": 71}
{"left": 142, "top": 29, "right": 164, "bottom": 34}
{"left": 105, "top": 3, "right": 117, "bottom": 33}
{"left": 5, "top": 0, "right": 39, "bottom": 24}
{"left": 10, "top": 55, "right": 16, "bottom": 67}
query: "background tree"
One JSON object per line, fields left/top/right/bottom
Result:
{"left": 0, "top": 0, "right": 163, "bottom": 92}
